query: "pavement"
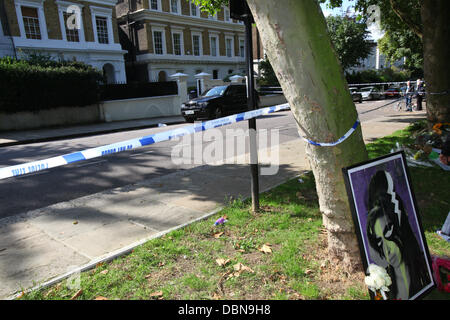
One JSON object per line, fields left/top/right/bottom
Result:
{"left": 0, "top": 108, "right": 427, "bottom": 299}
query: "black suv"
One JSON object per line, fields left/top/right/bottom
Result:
{"left": 181, "top": 84, "right": 258, "bottom": 122}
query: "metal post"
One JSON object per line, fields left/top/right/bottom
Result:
{"left": 244, "top": 13, "right": 259, "bottom": 213}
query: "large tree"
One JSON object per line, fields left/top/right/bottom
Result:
{"left": 326, "top": 15, "right": 372, "bottom": 71}
{"left": 322, "top": 0, "right": 450, "bottom": 127}
{"left": 192, "top": 0, "right": 369, "bottom": 272}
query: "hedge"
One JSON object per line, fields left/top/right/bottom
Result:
{"left": 0, "top": 57, "right": 103, "bottom": 114}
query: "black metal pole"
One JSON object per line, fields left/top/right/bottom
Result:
{"left": 244, "top": 14, "right": 259, "bottom": 213}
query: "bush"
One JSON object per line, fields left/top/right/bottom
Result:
{"left": 346, "top": 68, "right": 412, "bottom": 85}
{"left": 0, "top": 56, "right": 103, "bottom": 114}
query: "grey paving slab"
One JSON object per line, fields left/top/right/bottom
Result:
{"left": 0, "top": 222, "right": 89, "bottom": 298}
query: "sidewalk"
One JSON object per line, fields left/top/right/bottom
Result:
{"left": 0, "top": 115, "right": 185, "bottom": 147}
{"left": 0, "top": 110, "right": 426, "bottom": 299}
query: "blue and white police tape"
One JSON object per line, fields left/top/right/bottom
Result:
{"left": 0, "top": 103, "right": 290, "bottom": 180}
{"left": 300, "top": 119, "right": 360, "bottom": 147}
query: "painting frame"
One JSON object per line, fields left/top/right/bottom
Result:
{"left": 342, "top": 151, "right": 435, "bottom": 300}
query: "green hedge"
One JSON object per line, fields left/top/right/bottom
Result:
{"left": 0, "top": 57, "right": 103, "bottom": 114}
{"left": 346, "top": 68, "right": 412, "bottom": 85}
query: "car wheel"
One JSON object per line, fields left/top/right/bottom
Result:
{"left": 184, "top": 117, "right": 194, "bottom": 123}
{"left": 359, "top": 98, "right": 362, "bottom": 103}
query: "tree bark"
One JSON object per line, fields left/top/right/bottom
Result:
{"left": 421, "top": 0, "right": 450, "bottom": 127}
{"left": 246, "top": 0, "right": 368, "bottom": 272}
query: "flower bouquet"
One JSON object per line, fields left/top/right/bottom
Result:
{"left": 365, "top": 264, "right": 392, "bottom": 300}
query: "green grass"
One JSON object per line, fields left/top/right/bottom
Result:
{"left": 21, "top": 120, "right": 449, "bottom": 300}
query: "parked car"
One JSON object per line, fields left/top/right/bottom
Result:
{"left": 384, "top": 87, "right": 401, "bottom": 98}
{"left": 360, "top": 86, "right": 383, "bottom": 100}
{"left": 349, "top": 87, "right": 362, "bottom": 103}
{"left": 181, "top": 84, "right": 259, "bottom": 122}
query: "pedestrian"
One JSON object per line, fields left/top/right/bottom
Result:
{"left": 415, "top": 79, "right": 424, "bottom": 111}
{"left": 405, "top": 81, "right": 413, "bottom": 112}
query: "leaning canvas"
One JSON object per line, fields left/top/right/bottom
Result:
{"left": 342, "top": 151, "right": 435, "bottom": 300}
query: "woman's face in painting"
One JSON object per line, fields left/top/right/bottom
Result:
{"left": 373, "top": 215, "right": 403, "bottom": 268}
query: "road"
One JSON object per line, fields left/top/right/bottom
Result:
{"left": 0, "top": 98, "right": 401, "bottom": 219}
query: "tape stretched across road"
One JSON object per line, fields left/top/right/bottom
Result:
{"left": 0, "top": 103, "right": 290, "bottom": 180}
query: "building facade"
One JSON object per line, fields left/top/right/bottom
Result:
{"left": 0, "top": 0, "right": 127, "bottom": 83}
{"left": 116, "top": 0, "right": 246, "bottom": 87}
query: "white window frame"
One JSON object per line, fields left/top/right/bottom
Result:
{"left": 170, "top": 0, "right": 181, "bottom": 15}
{"left": 225, "top": 35, "right": 234, "bottom": 58}
{"left": 56, "top": 1, "right": 85, "bottom": 43}
{"left": 224, "top": 7, "right": 230, "bottom": 22}
{"left": 149, "top": 0, "right": 162, "bottom": 11}
{"left": 190, "top": 1, "right": 198, "bottom": 17}
{"left": 238, "top": 36, "right": 245, "bottom": 58}
{"left": 171, "top": 29, "right": 184, "bottom": 56}
{"left": 90, "top": 6, "right": 114, "bottom": 45}
{"left": 191, "top": 31, "right": 202, "bottom": 57}
{"left": 209, "top": 33, "right": 218, "bottom": 57}
{"left": 14, "top": 0, "right": 48, "bottom": 40}
{"left": 152, "top": 26, "right": 166, "bottom": 55}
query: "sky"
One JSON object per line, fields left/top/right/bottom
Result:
{"left": 320, "top": 0, "right": 385, "bottom": 41}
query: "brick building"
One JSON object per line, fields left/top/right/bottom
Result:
{"left": 116, "top": 0, "right": 247, "bottom": 86}
{"left": 0, "top": 0, "right": 127, "bottom": 83}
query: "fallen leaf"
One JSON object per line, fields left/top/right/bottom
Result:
{"left": 158, "top": 262, "right": 165, "bottom": 267}
{"left": 233, "top": 263, "right": 254, "bottom": 273}
{"left": 258, "top": 244, "right": 272, "bottom": 254}
{"left": 16, "top": 291, "right": 25, "bottom": 299}
{"left": 216, "top": 258, "right": 230, "bottom": 267}
{"left": 150, "top": 291, "right": 163, "bottom": 299}
{"left": 304, "top": 269, "right": 313, "bottom": 275}
{"left": 94, "top": 296, "right": 108, "bottom": 300}
{"left": 96, "top": 262, "right": 104, "bottom": 268}
{"left": 144, "top": 274, "right": 152, "bottom": 279}
{"left": 213, "top": 232, "right": 224, "bottom": 239}
{"left": 100, "top": 270, "right": 109, "bottom": 275}
{"left": 70, "top": 289, "right": 83, "bottom": 300}
{"left": 73, "top": 221, "right": 78, "bottom": 225}
{"left": 212, "top": 292, "right": 222, "bottom": 300}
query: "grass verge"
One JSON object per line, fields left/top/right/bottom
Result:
{"left": 22, "top": 120, "right": 449, "bottom": 300}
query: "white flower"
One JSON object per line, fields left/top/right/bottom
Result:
{"left": 365, "top": 264, "right": 392, "bottom": 294}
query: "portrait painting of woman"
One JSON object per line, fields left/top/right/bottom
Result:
{"left": 343, "top": 152, "right": 435, "bottom": 300}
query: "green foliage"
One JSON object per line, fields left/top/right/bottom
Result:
{"left": 346, "top": 67, "right": 411, "bottom": 84}
{"left": 321, "top": 0, "right": 423, "bottom": 74}
{"left": 326, "top": 15, "right": 372, "bottom": 70}
{"left": 257, "top": 58, "right": 280, "bottom": 87}
{"left": 0, "top": 55, "right": 102, "bottom": 114}
{"left": 188, "top": 0, "right": 229, "bottom": 15}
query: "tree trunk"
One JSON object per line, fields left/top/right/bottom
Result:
{"left": 246, "top": 0, "right": 368, "bottom": 272}
{"left": 421, "top": 0, "right": 450, "bottom": 127}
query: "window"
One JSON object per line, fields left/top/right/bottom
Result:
{"left": 170, "top": 0, "right": 179, "bottom": 14}
{"left": 63, "top": 12, "right": 80, "bottom": 42}
{"left": 95, "top": 16, "right": 109, "bottom": 44}
{"left": 153, "top": 31, "right": 163, "bottom": 54}
{"left": 239, "top": 39, "right": 245, "bottom": 57}
{"left": 190, "top": 2, "right": 197, "bottom": 16}
{"left": 192, "top": 34, "right": 201, "bottom": 56}
{"left": 150, "top": 0, "right": 158, "bottom": 10}
{"left": 224, "top": 8, "right": 230, "bottom": 22}
{"left": 210, "top": 36, "right": 217, "bottom": 57}
{"left": 213, "top": 70, "right": 218, "bottom": 79}
{"left": 21, "top": 7, "right": 41, "bottom": 39}
{"left": 226, "top": 38, "right": 233, "bottom": 57}
{"left": 173, "top": 32, "right": 182, "bottom": 55}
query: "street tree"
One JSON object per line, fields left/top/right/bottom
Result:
{"left": 326, "top": 15, "right": 372, "bottom": 71}
{"left": 321, "top": 0, "right": 450, "bottom": 126}
{"left": 192, "top": 0, "right": 369, "bottom": 272}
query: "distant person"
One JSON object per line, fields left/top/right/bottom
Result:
{"left": 415, "top": 79, "right": 424, "bottom": 111}
{"left": 405, "top": 81, "right": 413, "bottom": 112}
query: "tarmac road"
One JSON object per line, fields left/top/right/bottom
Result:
{"left": 0, "top": 98, "right": 405, "bottom": 219}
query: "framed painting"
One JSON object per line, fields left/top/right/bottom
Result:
{"left": 342, "top": 151, "right": 435, "bottom": 300}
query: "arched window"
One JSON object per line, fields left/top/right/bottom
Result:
{"left": 158, "top": 70, "right": 167, "bottom": 82}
